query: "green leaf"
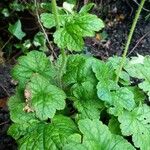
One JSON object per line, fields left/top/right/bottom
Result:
{"left": 108, "top": 117, "right": 121, "bottom": 135}
{"left": 107, "top": 56, "right": 130, "bottom": 85}
{"left": 108, "top": 87, "right": 135, "bottom": 116}
{"left": 33, "top": 32, "right": 48, "bottom": 51}
{"left": 26, "top": 75, "right": 66, "bottom": 120}
{"left": 12, "top": 51, "right": 55, "bottom": 88}
{"left": 8, "top": 94, "right": 39, "bottom": 139}
{"left": 118, "top": 104, "right": 150, "bottom": 150}
{"left": 40, "top": 13, "right": 56, "bottom": 29}
{"left": 8, "top": 20, "right": 26, "bottom": 40}
{"left": 40, "top": 13, "right": 68, "bottom": 29}
{"left": 54, "top": 28, "right": 84, "bottom": 51}
{"left": 126, "top": 86, "right": 145, "bottom": 105}
{"left": 92, "top": 60, "right": 117, "bottom": 102}
{"left": 125, "top": 55, "right": 150, "bottom": 98}
{"left": 64, "top": 119, "right": 135, "bottom": 150}
{"left": 63, "top": 55, "right": 96, "bottom": 87}
{"left": 72, "top": 81, "right": 103, "bottom": 120}
{"left": 18, "top": 115, "right": 79, "bottom": 150}
{"left": 54, "top": 13, "right": 104, "bottom": 51}
{"left": 79, "top": 3, "right": 95, "bottom": 14}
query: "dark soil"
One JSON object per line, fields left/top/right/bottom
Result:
{"left": 85, "top": 0, "right": 150, "bottom": 59}
{"left": 0, "top": 65, "right": 17, "bottom": 150}
{"left": 0, "top": 0, "right": 150, "bottom": 149}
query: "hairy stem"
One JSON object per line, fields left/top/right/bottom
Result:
{"left": 115, "top": 0, "right": 146, "bottom": 83}
{"left": 34, "top": 0, "right": 56, "bottom": 57}
{"left": 52, "top": 0, "right": 60, "bottom": 29}
{"left": 52, "top": 0, "right": 66, "bottom": 87}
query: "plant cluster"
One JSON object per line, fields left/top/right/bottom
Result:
{"left": 7, "top": 0, "right": 150, "bottom": 150}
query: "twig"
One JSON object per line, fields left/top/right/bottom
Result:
{"left": 128, "top": 31, "right": 150, "bottom": 56}
{"left": 34, "top": 0, "right": 57, "bottom": 58}
{"left": 132, "top": 0, "right": 150, "bottom": 12}
{"left": 0, "top": 36, "right": 13, "bottom": 52}
{"left": 0, "top": 121, "right": 9, "bottom": 126}
{"left": 115, "top": 0, "right": 146, "bottom": 83}
{"left": 0, "top": 84, "right": 10, "bottom": 97}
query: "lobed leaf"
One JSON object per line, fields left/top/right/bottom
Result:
{"left": 64, "top": 119, "right": 135, "bottom": 150}
{"left": 12, "top": 51, "right": 55, "bottom": 89}
{"left": 118, "top": 104, "right": 150, "bottom": 150}
{"left": 26, "top": 75, "right": 66, "bottom": 120}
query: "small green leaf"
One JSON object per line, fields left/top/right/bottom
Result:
{"left": 26, "top": 75, "right": 66, "bottom": 120}
{"left": 8, "top": 20, "right": 26, "bottom": 40}
{"left": 118, "top": 104, "right": 150, "bottom": 150}
{"left": 40, "top": 13, "right": 56, "bottom": 29}
{"left": 40, "top": 13, "right": 68, "bottom": 29}
{"left": 54, "top": 28, "right": 84, "bottom": 51}
{"left": 79, "top": 3, "right": 95, "bottom": 14}
{"left": 12, "top": 51, "right": 55, "bottom": 88}
{"left": 63, "top": 2, "right": 74, "bottom": 13}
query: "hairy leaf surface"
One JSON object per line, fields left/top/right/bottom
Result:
{"left": 118, "top": 104, "right": 150, "bottom": 150}
{"left": 26, "top": 75, "right": 66, "bottom": 120}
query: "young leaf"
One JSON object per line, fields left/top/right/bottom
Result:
{"left": 64, "top": 119, "right": 135, "bottom": 150}
{"left": 40, "top": 13, "right": 68, "bottom": 29}
{"left": 72, "top": 81, "right": 103, "bottom": 120}
{"left": 17, "top": 115, "right": 79, "bottom": 150}
{"left": 40, "top": 13, "right": 56, "bottom": 29}
{"left": 8, "top": 20, "right": 26, "bottom": 40}
{"left": 79, "top": 3, "right": 95, "bottom": 14}
{"left": 125, "top": 55, "right": 150, "bottom": 98}
{"left": 118, "top": 104, "right": 150, "bottom": 150}
{"left": 54, "top": 13, "right": 104, "bottom": 51}
{"left": 12, "top": 51, "right": 55, "bottom": 88}
{"left": 26, "top": 75, "right": 66, "bottom": 120}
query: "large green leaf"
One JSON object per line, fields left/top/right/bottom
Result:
{"left": 64, "top": 119, "right": 135, "bottom": 150}
{"left": 92, "top": 60, "right": 135, "bottom": 116}
{"left": 118, "top": 104, "right": 150, "bottom": 150}
{"left": 26, "top": 75, "right": 66, "bottom": 120}
{"left": 8, "top": 20, "right": 26, "bottom": 40}
{"left": 54, "top": 13, "right": 104, "bottom": 51}
{"left": 12, "top": 51, "right": 55, "bottom": 88}
{"left": 17, "top": 115, "right": 79, "bottom": 150}
{"left": 72, "top": 81, "right": 103, "bottom": 120}
{"left": 63, "top": 55, "right": 96, "bottom": 87}
{"left": 8, "top": 94, "right": 39, "bottom": 139}
{"left": 125, "top": 55, "right": 150, "bottom": 98}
